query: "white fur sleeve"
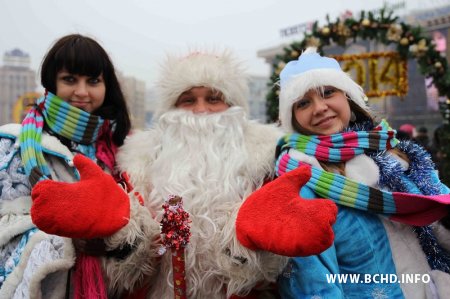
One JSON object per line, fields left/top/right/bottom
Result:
{"left": 102, "top": 192, "right": 161, "bottom": 296}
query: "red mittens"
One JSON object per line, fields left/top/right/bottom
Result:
{"left": 31, "top": 154, "right": 130, "bottom": 239}
{"left": 236, "top": 165, "right": 337, "bottom": 257}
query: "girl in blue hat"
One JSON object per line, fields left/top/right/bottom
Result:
{"left": 253, "top": 47, "right": 450, "bottom": 298}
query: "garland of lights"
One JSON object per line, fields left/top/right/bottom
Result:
{"left": 266, "top": 8, "right": 450, "bottom": 124}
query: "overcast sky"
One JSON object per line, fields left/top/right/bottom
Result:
{"left": 0, "top": 0, "right": 446, "bottom": 90}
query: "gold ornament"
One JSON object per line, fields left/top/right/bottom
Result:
{"left": 277, "top": 61, "right": 286, "bottom": 68}
{"left": 409, "top": 39, "right": 428, "bottom": 57}
{"left": 400, "top": 38, "right": 409, "bottom": 46}
{"left": 321, "top": 26, "right": 330, "bottom": 35}
{"left": 361, "top": 19, "right": 371, "bottom": 27}
{"left": 387, "top": 24, "right": 403, "bottom": 42}
{"left": 337, "top": 22, "right": 351, "bottom": 37}
{"left": 306, "top": 37, "right": 321, "bottom": 48}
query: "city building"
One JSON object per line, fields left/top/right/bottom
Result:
{"left": 145, "top": 88, "right": 157, "bottom": 128}
{"left": 0, "top": 48, "right": 37, "bottom": 124}
{"left": 117, "top": 72, "right": 147, "bottom": 129}
{"left": 248, "top": 75, "right": 269, "bottom": 122}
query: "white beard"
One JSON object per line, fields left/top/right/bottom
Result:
{"left": 149, "top": 107, "right": 256, "bottom": 214}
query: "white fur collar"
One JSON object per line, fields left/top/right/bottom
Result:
{"left": 0, "top": 123, "right": 74, "bottom": 160}
{"left": 345, "top": 154, "right": 380, "bottom": 187}
{"left": 288, "top": 149, "right": 323, "bottom": 169}
{"left": 288, "top": 148, "right": 379, "bottom": 187}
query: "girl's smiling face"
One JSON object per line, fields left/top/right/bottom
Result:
{"left": 292, "top": 86, "right": 351, "bottom": 135}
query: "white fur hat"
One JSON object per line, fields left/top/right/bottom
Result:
{"left": 154, "top": 49, "right": 249, "bottom": 117}
{"left": 278, "top": 47, "right": 369, "bottom": 133}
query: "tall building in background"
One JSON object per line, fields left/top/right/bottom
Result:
{"left": 0, "top": 49, "right": 37, "bottom": 124}
{"left": 117, "top": 72, "right": 146, "bottom": 129}
{"left": 145, "top": 88, "right": 157, "bottom": 128}
{"left": 248, "top": 75, "right": 268, "bottom": 122}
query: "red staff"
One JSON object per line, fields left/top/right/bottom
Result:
{"left": 160, "top": 195, "right": 191, "bottom": 299}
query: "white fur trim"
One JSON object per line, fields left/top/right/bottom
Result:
{"left": 218, "top": 201, "right": 288, "bottom": 298}
{"left": 103, "top": 192, "right": 161, "bottom": 295}
{"left": 243, "top": 121, "right": 283, "bottom": 179}
{"left": 0, "top": 124, "right": 74, "bottom": 159}
{"left": 0, "top": 232, "right": 75, "bottom": 299}
{"left": 381, "top": 218, "right": 434, "bottom": 298}
{"left": 155, "top": 49, "right": 249, "bottom": 117}
{"left": 344, "top": 154, "right": 379, "bottom": 187}
{"left": 0, "top": 123, "right": 22, "bottom": 137}
{"left": 116, "top": 129, "right": 159, "bottom": 197}
{"left": 0, "top": 196, "right": 31, "bottom": 215}
{"left": 430, "top": 270, "right": 450, "bottom": 298}
{"left": 279, "top": 68, "right": 369, "bottom": 132}
{"left": 288, "top": 148, "right": 323, "bottom": 169}
{"left": 0, "top": 212, "right": 34, "bottom": 247}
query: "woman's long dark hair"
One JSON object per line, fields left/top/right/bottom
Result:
{"left": 40, "top": 34, "right": 131, "bottom": 146}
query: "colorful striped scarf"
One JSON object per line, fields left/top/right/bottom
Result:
{"left": 275, "top": 121, "right": 450, "bottom": 226}
{"left": 19, "top": 91, "right": 104, "bottom": 185}
{"left": 277, "top": 119, "right": 398, "bottom": 163}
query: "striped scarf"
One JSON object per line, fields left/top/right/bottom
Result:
{"left": 275, "top": 121, "right": 450, "bottom": 226}
{"left": 277, "top": 119, "right": 398, "bottom": 163}
{"left": 20, "top": 91, "right": 104, "bottom": 185}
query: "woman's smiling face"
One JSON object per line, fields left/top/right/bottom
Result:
{"left": 292, "top": 86, "right": 351, "bottom": 135}
{"left": 56, "top": 70, "right": 106, "bottom": 113}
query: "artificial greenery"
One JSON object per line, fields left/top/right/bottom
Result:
{"left": 266, "top": 8, "right": 450, "bottom": 183}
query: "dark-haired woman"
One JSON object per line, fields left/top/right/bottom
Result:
{"left": 0, "top": 34, "right": 133, "bottom": 298}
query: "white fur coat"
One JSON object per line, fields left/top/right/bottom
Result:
{"left": 111, "top": 119, "right": 288, "bottom": 298}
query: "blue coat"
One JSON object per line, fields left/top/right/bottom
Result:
{"left": 278, "top": 148, "right": 450, "bottom": 299}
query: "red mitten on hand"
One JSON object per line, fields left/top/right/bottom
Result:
{"left": 31, "top": 154, "right": 130, "bottom": 239}
{"left": 236, "top": 165, "right": 337, "bottom": 257}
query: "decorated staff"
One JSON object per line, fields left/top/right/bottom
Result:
{"left": 160, "top": 195, "right": 191, "bottom": 299}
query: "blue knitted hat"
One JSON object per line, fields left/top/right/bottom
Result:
{"left": 278, "top": 47, "right": 369, "bottom": 133}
